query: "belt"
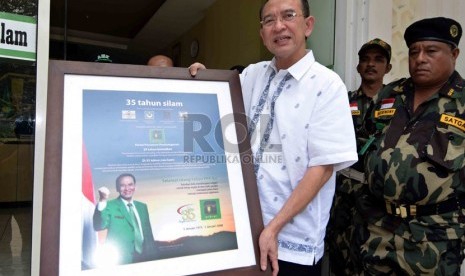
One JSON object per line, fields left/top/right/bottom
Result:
{"left": 339, "top": 167, "right": 365, "bottom": 183}
{"left": 385, "top": 196, "right": 465, "bottom": 219}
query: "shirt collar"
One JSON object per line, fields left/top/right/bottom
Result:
{"left": 355, "top": 87, "right": 367, "bottom": 98}
{"left": 394, "top": 71, "right": 464, "bottom": 99}
{"left": 438, "top": 71, "right": 464, "bottom": 99}
{"left": 268, "top": 50, "right": 316, "bottom": 81}
{"left": 120, "top": 197, "right": 133, "bottom": 206}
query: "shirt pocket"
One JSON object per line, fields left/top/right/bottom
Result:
{"left": 425, "top": 125, "right": 465, "bottom": 171}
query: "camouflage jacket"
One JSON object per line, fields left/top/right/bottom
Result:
{"left": 336, "top": 88, "right": 377, "bottom": 195}
{"left": 348, "top": 87, "right": 380, "bottom": 171}
{"left": 362, "top": 71, "right": 465, "bottom": 242}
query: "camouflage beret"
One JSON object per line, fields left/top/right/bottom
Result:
{"left": 358, "top": 38, "right": 392, "bottom": 62}
{"left": 404, "top": 17, "right": 462, "bottom": 48}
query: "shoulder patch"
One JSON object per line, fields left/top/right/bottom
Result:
{"left": 375, "top": 108, "right": 396, "bottom": 118}
{"left": 440, "top": 114, "right": 465, "bottom": 132}
{"left": 350, "top": 102, "right": 360, "bottom": 115}
{"left": 447, "top": 88, "right": 454, "bottom": 97}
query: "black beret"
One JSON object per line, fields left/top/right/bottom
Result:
{"left": 404, "top": 17, "right": 462, "bottom": 48}
{"left": 358, "top": 38, "right": 392, "bottom": 62}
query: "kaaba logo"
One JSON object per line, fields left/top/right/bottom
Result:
{"left": 200, "top": 199, "right": 221, "bottom": 220}
{"left": 450, "top": 25, "right": 459, "bottom": 38}
{"left": 149, "top": 129, "right": 165, "bottom": 144}
{"left": 204, "top": 201, "right": 217, "bottom": 214}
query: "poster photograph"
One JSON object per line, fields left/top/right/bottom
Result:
{"left": 40, "top": 61, "right": 267, "bottom": 276}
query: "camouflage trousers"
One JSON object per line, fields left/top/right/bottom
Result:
{"left": 326, "top": 176, "right": 364, "bottom": 275}
{"left": 355, "top": 222, "right": 465, "bottom": 275}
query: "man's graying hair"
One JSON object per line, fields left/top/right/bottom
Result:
{"left": 259, "top": 0, "right": 310, "bottom": 20}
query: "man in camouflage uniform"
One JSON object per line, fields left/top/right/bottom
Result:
{"left": 326, "top": 38, "right": 392, "bottom": 275}
{"left": 356, "top": 17, "right": 465, "bottom": 275}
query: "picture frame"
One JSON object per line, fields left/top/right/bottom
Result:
{"left": 40, "top": 60, "right": 269, "bottom": 276}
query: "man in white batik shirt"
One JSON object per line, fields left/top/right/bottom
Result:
{"left": 190, "top": 0, "right": 357, "bottom": 275}
{"left": 241, "top": 48, "right": 357, "bottom": 267}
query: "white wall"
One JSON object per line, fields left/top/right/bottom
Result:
{"left": 366, "top": 1, "right": 394, "bottom": 83}
{"left": 334, "top": 0, "right": 369, "bottom": 90}
{"left": 387, "top": 0, "right": 465, "bottom": 81}
{"left": 336, "top": 0, "right": 465, "bottom": 91}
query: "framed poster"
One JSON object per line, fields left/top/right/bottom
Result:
{"left": 40, "top": 60, "right": 268, "bottom": 276}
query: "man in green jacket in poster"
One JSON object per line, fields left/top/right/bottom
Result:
{"left": 93, "top": 173, "right": 155, "bottom": 265}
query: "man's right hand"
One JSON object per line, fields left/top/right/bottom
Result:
{"left": 98, "top": 186, "right": 110, "bottom": 202}
{"left": 259, "top": 225, "right": 279, "bottom": 276}
{"left": 188, "top": 62, "right": 206, "bottom": 77}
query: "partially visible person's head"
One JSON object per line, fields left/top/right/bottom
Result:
{"left": 357, "top": 38, "right": 392, "bottom": 84}
{"left": 147, "top": 55, "right": 173, "bottom": 67}
{"left": 115, "top": 173, "right": 136, "bottom": 201}
{"left": 258, "top": 0, "right": 314, "bottom": 69}
{"left": 230, "top": 65, "right": 246, "bottom": 73}
{"left": 404, "top": 17, "right": 461, "bottom": 88}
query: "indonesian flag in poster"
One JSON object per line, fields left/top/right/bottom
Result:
{"left": 82, "top": 144, "right": 97, "bottom": 269}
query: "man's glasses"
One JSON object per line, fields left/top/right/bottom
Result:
{"left": 260, "top": 10, "right": 304, "bottom": 27}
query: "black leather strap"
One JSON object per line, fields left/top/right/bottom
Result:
{"left": 385, "top": 196, "right": 465, "bottom": 218}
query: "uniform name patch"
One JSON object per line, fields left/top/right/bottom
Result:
{"left": 352, "top": 110, "right": 361, "bottom": 116}
{"left": 440, "top": 114, "right": 465, "bottom": 132}
{"left": 375, "top": 108, "right": 396, "bottom": 118}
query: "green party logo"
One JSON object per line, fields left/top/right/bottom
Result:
{"left": 200, "top": 199, "right": 221, "bottom": 220}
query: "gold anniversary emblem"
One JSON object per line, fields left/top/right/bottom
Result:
{"left": 450, "top": 25, "right": 459, "bottom": 38}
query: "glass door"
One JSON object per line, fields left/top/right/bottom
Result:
{"left": 307, "top": 0, "right": 336, "bottom": 69}
{"left": 0, "top": 1, "right": 38, "bottom": 275}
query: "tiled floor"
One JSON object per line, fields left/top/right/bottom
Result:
{"left": 0, "top": 207, "right": 32, "bottom": 276}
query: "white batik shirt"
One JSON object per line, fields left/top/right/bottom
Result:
{"left": 240, "top": 50, "right": 357, "bottom": 265}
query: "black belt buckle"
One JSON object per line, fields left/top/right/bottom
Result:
{"left": 386, "top": 196, "right": 465, "bottom": 219}
{"left": 385, "top": 202, "right": 417, "bottom": 218}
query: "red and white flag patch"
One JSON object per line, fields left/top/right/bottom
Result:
{"left": 350, "top": 102, "right": 358, "bottom": 111}
{"left": 381, "top": 98, "right": 395, "bottom": 109}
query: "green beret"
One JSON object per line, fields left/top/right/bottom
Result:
{"left": 358, "top": 38, "right": 392, "bottom": 62}
{"left": 404, "top": 17, "right": 462, "bottom": 48}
